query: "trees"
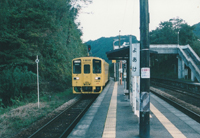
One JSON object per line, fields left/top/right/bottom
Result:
{"left": 150, "top": 18, "right": 200, "bottom": 78}
{"left": 149, "top": 18, "right": 199, "bottom": 56}
{"left": 193, "top": 22, "right": 200, "bottom": 38}
{"left": 150, "top": 21, "right": 177, "bottom": 44}
{"left": 0, "top": 0, "right": 87, "bottom": 107}
{"left": 150, "top": 18, "right": 197, "bottom": 46}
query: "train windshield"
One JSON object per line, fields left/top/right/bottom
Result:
{"left": 93, "top": 59, "right": 101, "bottom": 73}
{"left": 84, "top": 65, "right": 90, "bottom": 74}
{"left": 73, "top": 60, "right": 81, "bottom": 74}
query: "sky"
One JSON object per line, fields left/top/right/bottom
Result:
{"left": 76, "top": 0, "right": 200, "bottom": 42}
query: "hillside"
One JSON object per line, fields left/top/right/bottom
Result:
{"left": 86, "top": 35, "right": 138, "bottom": 63}
{"left": 193, "top": 22, "right": 200, "bottom": 38}
{"left": 0, "top": 0, "right": 87, "bottom": 107}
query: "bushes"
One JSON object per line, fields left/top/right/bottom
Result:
{"left": 0, "top": 66, "right": 36, "bottom": 107}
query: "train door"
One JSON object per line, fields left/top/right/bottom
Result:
{"left": 93, "top": 59, "right": 102, "bottom": 92}
{"left": 83, "top": 64, "right": 92, "bottom": 92}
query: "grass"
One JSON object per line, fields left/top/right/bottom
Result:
{"left": 0, "top": 88, "right": 74, "bottom": 138}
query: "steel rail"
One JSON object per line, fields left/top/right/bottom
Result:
{"left": 28, "top": 98, "right": 81, "bottom": 138}
{"left": 151, "top": 82, "right": 200, "bottom": 99}
{"left": 28, "top": 96, "right": 96, "bottom": 138}
{"left": 59, "top": 96, "right": 96, "bottom": 138}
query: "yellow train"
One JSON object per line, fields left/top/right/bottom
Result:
{"left": 72, "top": 57, "right": 109, "bottom": 94}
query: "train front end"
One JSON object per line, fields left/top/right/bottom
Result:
{"left": 72, "top": 57, "right": 106, "bottom": 94}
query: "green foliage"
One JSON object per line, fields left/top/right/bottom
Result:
{"left": 0, "top": 66, "right": 35, "bottom": 107}
{"left": 192, "top": 40, "right": 200, "bottom": 57}
{"left": 0, "top": 89, "right": 75, "bottom": 137}
{"left": 193, "top": 22, "right": 200, "bottom": 38}
{"left": 150, "top": 18, "right": 197, "bottom": 45}
{"left": 150, "top": 18, "right": 200, "bottom": 78}
{"left": 179, "top": 23, "right": 196, "bottom": 46}
{"left": 150, "top": 21, "right": 177, "bottom": 44}
{"left": 192, "top": 22, "right": 200, "bottom": 57}
{"left": 0, "top": 0, "right": 88, "bottom": 107}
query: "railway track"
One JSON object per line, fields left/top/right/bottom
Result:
{"left": 28, "top": 95, "right": 97, "bottom": 138}
{"left": 151, "top": 81, "right": 200, "bottom": 99}
{"left": 150, "top": 81, "right": 200, "bottom": 124}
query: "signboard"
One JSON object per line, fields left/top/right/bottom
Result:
{"left": 141, "top": 68, "right": 150, "bottom": 78}
{"left": 124, "top": 72, "right": 127, "bottom": 78}
{"left": 112, "top": 60, "right": 116, "bottom": 63}
{"left": 131, "top": 43, "right": 140, "bottom": 76}
{"left": 129, "top": 43, "right": 140, "bottom": 116}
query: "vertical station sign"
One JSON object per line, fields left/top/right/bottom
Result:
{"left": 129, "top": 42, "right": 140, "bottom": 116}
{"left": 132, "top": 43, "right": 140, "bottom": 115}
{"left": 131, "top": 43, "right": 140, "bottom": 76}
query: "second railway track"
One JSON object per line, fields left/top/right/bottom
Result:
{"left": 28, "top": 95, "right": 97, "bottom": 138}
{"left": 151, "top": 80, "right": 200, "bottom": 99}
{"left": 150, "top": 81, "right": 200, "bottom": 124}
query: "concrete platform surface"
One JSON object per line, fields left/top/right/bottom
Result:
{"left": 68, "top": 79, "right": 200, "bottom": 138}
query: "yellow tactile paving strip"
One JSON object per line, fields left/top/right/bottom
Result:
{"left": 151, "top": 103, "right": 186, "bottom": 138}
{"left": 102, "top": 82, "right": 186, "bottom": 138}
{"left": 102, "top": 82, "right": 118, "bottom": 138}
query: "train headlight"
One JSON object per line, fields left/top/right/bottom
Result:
{"left": 95, "top": 77, "right": 101, "bottom": 80}
{"left": 74, "top": 77, "right": 79, "bottom": 80}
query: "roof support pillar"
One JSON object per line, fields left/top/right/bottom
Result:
{"left": 177, "top": 55, "right": 185, "bottom": 79}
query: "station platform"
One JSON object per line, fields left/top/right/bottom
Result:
{"left": 68, "top": 79, "right": 200, "bottom": 138}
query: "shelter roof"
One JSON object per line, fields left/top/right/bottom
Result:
{"left": 106, "top": 47, "right": 129, "bottom": 60}
{"left": 106, "top": 46, "right": 157, "bottom": 60}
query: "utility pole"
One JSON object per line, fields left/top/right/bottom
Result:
{"left": 35, "top": 55, "right": 40, "bottom": 108}
{"left": 139, "top": 0, "right": 150, "bottom": 138}
{"left": 113, "top": 40, "right": 116, "bottom": 81}
{"left": 119, "top": 30, "right": 121, "bottom": 48}
{"left": 119, "top": 30, "right": 122, "bottom": 85}
{"left": 177, "top": 31, "right": 179, "bottom": 46}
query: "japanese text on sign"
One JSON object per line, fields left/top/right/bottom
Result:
{"left": 130, "top": 43, "right": 140, "bottom": 76}
{"left": 141, "top": 68, "right": 150, "bottom": 78}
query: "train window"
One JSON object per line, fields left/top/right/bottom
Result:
{"left": 93, "top": 59, "right": 101, "bottom": 73}
{"left": 73, "top": 60, "right": 81, "bottom": 74}
{"left": 84, "top": 65, "right": 90, "bottom": 74}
